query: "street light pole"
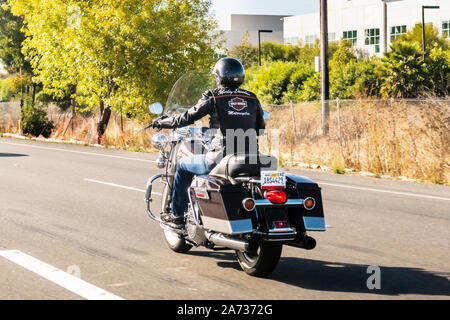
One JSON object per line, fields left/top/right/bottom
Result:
{"left": 422, "top": 5, "right": 440, "bottom": 60}
{"left": 258, "top": 30, "right": 272, "bottom": 66}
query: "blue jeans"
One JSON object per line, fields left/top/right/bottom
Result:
{"left": 171, "top": 154, "right": 215, "bottom": 217}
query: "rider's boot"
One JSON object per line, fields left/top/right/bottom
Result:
{"left": 161, "top": 213, "right": 185, "bottom": 229}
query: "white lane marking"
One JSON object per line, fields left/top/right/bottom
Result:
{"left": 85, "top": 177, "right": 448, "bottom": 202}
{"left": 0, "top": 141, "right": 156, "bottom": 163}
{"left": 0, "top": 250, "right": 124, "bottom": 300}
{"left": 84, "top": 178, "right": 162, "bottom": 196}
{"left": 318, "top": 182, "right": 450, "bottom": 202}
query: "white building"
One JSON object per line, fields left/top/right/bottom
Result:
{"left": 283, "top": 0, "right": 450, "bottom": 56}
{"left": 220, "top": 14, "right": 288, "bottom": 50}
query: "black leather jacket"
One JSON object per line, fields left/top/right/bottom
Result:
{"left": 157, "top": 86, "right": 265, "bottom": 164}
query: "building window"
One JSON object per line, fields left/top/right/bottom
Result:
{"left": 390, "top": 25, "right": 407, "bottom": 41}
{"left": 365, "top": 28, "right": 380, "bottom": 53}
{"left": 305, "top": 35, "right": 317, "bottom": 47}
{"left": 343, "top": 30, "right": 357, "bottom": 45}
{"left": 443, "top": 20, "right": 450, "bottom": 38}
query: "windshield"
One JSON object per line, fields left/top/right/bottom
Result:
{"left": 164, "top": 69, "right": 216, "bottom": 115}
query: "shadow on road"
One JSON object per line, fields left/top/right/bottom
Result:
{"left": 0, "top": 153, "right": 28, "bottom": 158}
{"left": 190, "top": 251, "right": 450, "bottom": 297}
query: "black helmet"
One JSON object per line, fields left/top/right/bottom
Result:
{"left": 213, "top": 57, "right": 245, "bottom": 88}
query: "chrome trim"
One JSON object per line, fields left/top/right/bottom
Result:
{"left": 145, "top": 173, "right": 165, "bottom": 223}
{"left": 268, "top": 228, "right": 295, "bottom": 233}
{"left": 151, "top": 133, "right": 169, "bottom": 151}
{"left": 303, "top": 197, "right": 316, "bottom": 210}
{"left": 205, "top": 231, "right": 250, "bottom": 252}
{"left": 303, "top": 217, "right": 326, "bottom": 231}
{"left": 242, "top": 198, "right": 256, "bottom": 211}
{"left": 201, "top": 216, "right": 253, "bottom": 234}
{"left": 254, "top": 199, "right": 304, "bottom": 207}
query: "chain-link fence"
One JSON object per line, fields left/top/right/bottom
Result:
{"left": 261, "top": 98, "right": 449, "bottom": 184}
{"left": 1, "top": 98, "right": 449, "bottom": 184}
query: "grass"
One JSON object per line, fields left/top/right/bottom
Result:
{"left": 1, "top": 98, "right": 448, "bottom": 185}
{"left": 263, "top": 98, "right": 449, "bottom": 185}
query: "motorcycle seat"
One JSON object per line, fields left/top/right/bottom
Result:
{"left": 209, "top": 154, "right": 278, "bottom": 182}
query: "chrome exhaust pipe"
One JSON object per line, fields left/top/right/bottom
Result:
{"left": 205, "top": 231, "right": 250, "bottom": 252}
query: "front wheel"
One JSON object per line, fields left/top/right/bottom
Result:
{"left": 235, "top": 241, "right": 282, "bottom": 277}
{"left": 164, "top": 229, "right": 192, "bottom": 253}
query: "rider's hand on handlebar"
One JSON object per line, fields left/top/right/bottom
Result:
{"left": 143, "top": 115, "right": 168, "bottom": 131}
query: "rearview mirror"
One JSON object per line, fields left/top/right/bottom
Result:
{"left": 263, "top": 110, "right": 269, "bottom": 120}
{"left": 149, "top": 102, "right": 163, "bottom": 115}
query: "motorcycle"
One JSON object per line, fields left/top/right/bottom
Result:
{"left": 144, "top": 70, "right": 326, "bottom": 277}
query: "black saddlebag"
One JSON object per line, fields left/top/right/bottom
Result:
{"left": 286, "top": 174, "right": 326, "bottom": 231}
{"left": 189, "top": 176, "right": 253, "bottom": 235}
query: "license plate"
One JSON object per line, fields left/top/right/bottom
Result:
{"left": 261, "top": 171, "right": 286, "bottom": 189}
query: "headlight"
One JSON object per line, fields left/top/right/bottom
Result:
{"left": 151, "top": 133, "right": 168, "bottom": 151}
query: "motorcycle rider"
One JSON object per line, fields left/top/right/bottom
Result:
{"left": 151, "top": 57, "right": 266, "bottom": 228}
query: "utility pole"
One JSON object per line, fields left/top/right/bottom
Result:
{"left": 320, "top": 0, "right": 329, "bottom": 135}
{"left": 383, "top": 1, "right": 387, "bottom": 54}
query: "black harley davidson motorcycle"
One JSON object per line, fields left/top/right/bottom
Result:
{"left": 144, "top": 70, "right": 326, "bottom": 277}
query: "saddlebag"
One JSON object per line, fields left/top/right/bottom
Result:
{"left": 189, "top": 176, "right": 253, "bottom": 235}
{"left": 286, "top": 174, "right": 326, "bottom": 231}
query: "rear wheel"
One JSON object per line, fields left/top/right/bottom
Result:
{"left": 235, "top": 241, "right": 282, "bottom": 277}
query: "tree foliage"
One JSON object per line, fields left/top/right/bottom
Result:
{"left": 396, "top": 23, "right": 449, "bottom": 51}
{"left": 0, "top": 0, "right": 30, "bottom": 74}
{"left": 243, "top": 61, "right": 314, "bottom": 104}
{"left": 9, "top": 0, "right": 218, "bottom": 116}
{"left": 379, "top": 41, "right": 426, "bottom": 98}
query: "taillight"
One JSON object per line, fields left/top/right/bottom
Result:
{"left": 264, "top": 190, "right": 287, "bottom": 204}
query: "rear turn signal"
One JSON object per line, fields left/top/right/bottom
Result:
{"left": 264, "top": 190, "right": 287, "bottom": 204}
{"left": 242, "top": 198, "right": 256, "bottom": 211}
{"left": 303, "top": 197, "right": 316, "bottom": 210}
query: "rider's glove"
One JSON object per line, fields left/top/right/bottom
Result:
{"left": 151, "top": 115, "right": 169, "bottom": 130}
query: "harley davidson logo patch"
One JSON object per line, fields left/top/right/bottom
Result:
{"left": 228, "top": 97, "right": 247, "bottom": 111}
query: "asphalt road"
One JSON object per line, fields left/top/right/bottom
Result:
{"left": 0, "top": 137, "right": 449, "bottom": 300}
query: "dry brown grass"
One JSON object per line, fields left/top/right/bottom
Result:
{"left": 1, "top": 99, "right": 448, "bottom": 184}
{"left": 263, "top": 99, "right": 450, "bottom": 185}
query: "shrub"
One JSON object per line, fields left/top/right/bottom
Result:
{"left": 21, "top": 103, "right": 54, "bottom": 137}
{"left": 379, "top": 41, "right": 426, "bottom": 98}
{"left": 331, "top": 58, "right": 382, "bottom": 99}
{"left": 424, "top": 46, "right": 450, "bottom": 96}
{"left": 299, "top": 73, "right": 321, "bottom": 102}
{"left": 228, "top": 43, "right": 258, "bottom": 69}
{"left": 243, "top": 61, "right": 297, "bottom": 104}
{"left": 243, "top": 61, "right": 315, "bottom": 104}
{"left": 0, "top": 78, "right": 13, "bottom": 101}
{"left": 283, "top": 65, "right": 315, "bottom": 103}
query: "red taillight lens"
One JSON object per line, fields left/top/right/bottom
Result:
{"left": 264, "top": 190, "right": 287, "bottom": 204}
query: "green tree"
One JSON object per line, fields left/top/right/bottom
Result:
{"left": 299, "top": 72, "right": 320, "bottom": 101}
{"left": 379, "top": 41, "right": 426, "bottom": 98}
{"left": 243, "top": 61, "right": 308, "bottom": 104}
{"left": 424, "top": 45, "right": 450, "bottom": 96}
{"left": 0, "top": 0, "right": 31, "bottom": 74}
{"left": 9, "top": 0, "right": 218, "bottom": 140}
{"left": 331, "top": 58, "right": 381, "bottom": 99}
{"left": 396, "top": 23, "right": 449, "bottom": 51}
{"left": 228, "top": 32, "right": 258, "bottom": 69}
